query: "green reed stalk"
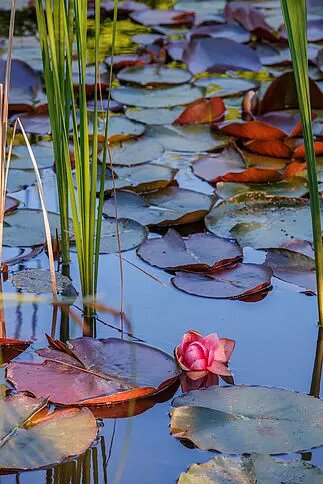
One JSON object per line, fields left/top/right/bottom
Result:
{"left": 281, "top": 0, "right": 323, "bottom": 326}
{"left": 36, "top": 0, "right": 116, "bottom": 313}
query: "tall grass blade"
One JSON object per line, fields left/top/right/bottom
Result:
{"left": 281, "top": 0, "right": 323, "bottom": 325}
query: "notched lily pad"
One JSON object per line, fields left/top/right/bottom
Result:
{"left": 104, "top": 188, "right": 214, "bottom": 226}
{"left": 137, "top": 229, "right": 242, "bottom": 271}
{"left": 11, "top": 269, "right": 73, "bottom": 294}
{"left": 6, "top": 169, "right": 36, "bottom": 193}
{"left": 0, "top": 393, "right": 97, "bottom": 472}
{"left": 146, "top": 125, "right": 230, "bottom": 152}
{"left": 7, "top": 336, "right": 181, "bottom": 406}
{"left": 125, "top": 107, "right": 184, "bottom": 125}
{"left": 112, "top": 85, "right": 204, "bottom": 108}
{"left": 109, "top": 138, "right": 164, "bottom": 166}
{"left": 194, "top": 76, "right": 260, "bottom": 98}
{"left": 178, "top": 454, "right": 323, "bottom": 484}
{"left": 205, "top": 192, "right": 316, "bottom": 248}
{"left": 215, "top": 178, "right": 308, "bottom": 199}
{"left": 71, "top": 217, "right": 148, "bottom": 254}
{"left": 170, "top": 385, "right": 323, "bottom": 454}
{"left": 4, "top": 209, "right": 63, "bottom": 247}
{"left": 265, "top": 248, "right": 316, "bottom": 291}
{"left": 117, "top": 65, "right": 192, "bottom": 86}
{"left": 172, "top": 263, "right": 272, "bottom": 299}
{"left": 10, "top": 142, "right": 54, "bottom": 170}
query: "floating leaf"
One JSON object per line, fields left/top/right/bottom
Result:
{"left": 293, "top": 140, "right": 323, "bottom": 159}
{"left": 171, "top": 263, "right": 272, "bottom": 299}
{"left": 170, "top": 385, "right": 323, "bottom": 454}
{"left": 244, "top": 138, "right": 293, "bottom": 158}
{"left": 259, "top": 71, "right": 323, "bottom": 113}
{"left": 130, "top": 9, "right": 195, "bottom": 27}
{"left": 194, "top": 76, "right": 260, "bottom": 98}
{"left": 178, "top": 454, "right": 323, "bottom": 483}
{"left": 10, "top": 142, "right": 54, "bottom": 169}
{"left": 265, "top": 248, "right": 316, "bottom": 291}
{"left": 205, "top": 192, "right": 315, "bottom": 248}
{"left": 217, "top": 119, "right": 286, "bottom": 139}
{"left": 71, "top": 217, "right": 148, "bottom": 254}
{"left": 4, "top": 209, "right": 62, "bottom": 247}
{"left": 192, "top": 146, "right": 282, "bottom": 184}
{"left": 224, "top": 2, "right": 277, "bottom": 41}
{"left": 189, "top": 23, "right": 251, "bottom": 43}
{"left": 109, "top": 138, "right": 164, "bottom": 166}
{"left": 0, "top": 339, "right": 31, "bottom": 364}
{"left": 0, "top": 393, "right": 97, "bottom": 471}
{"left": 95, "top": 115, "right": 145, "bottom": 142}
{"left": 7, "top": 336, "right": 181, "bottom": 406}
{"left": 215, "top": 178, "right": 308, "bottom": 199}
{"left": 146, "top": 125, "right": 230, "bottom": 152}
{"left": 117, "top": 65, "right": 192, "bottom": 86}
{"left": 175, "top": 97, "right": 225, "bottom": 125}
{"left": 104, "top": 188, "right": 214, "bottom": 226}
{"left": 100, "top": 164, "right": 176, "bottom": 193}
{"left": 12, "top": 113, "right": 51, "bottom": 136}
{"left": 125, "top": 107, "right": 184, "bottom": 125}
{"left": 137, "top": 229, "right": 242, "bottom": 271}
{"left": 183, "top": 38, "right": 262, "bottom": 75}
{"left": 11, "top": 269, "right": 73, "bottom": 294}
{"left": 6, "top": 169, "right": 36, "bottom": 193}
{"left": 112, "top": 85, "right": 204, "bottom": 108}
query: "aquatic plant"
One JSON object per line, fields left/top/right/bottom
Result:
{"left": 35, "top": 0, "right": 118, "bottom": 316}
{"left": 280, "top": 0, "right": 323, "bottom": 325}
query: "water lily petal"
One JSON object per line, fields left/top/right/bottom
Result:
{"left": 213, "top": 338, "right": 236, "bottom": 363}
{"left": 207, "top": 359, "right": 232, "bottom": 376}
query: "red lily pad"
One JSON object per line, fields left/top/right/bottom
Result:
{"left": 0, "top": 338, "right": 31, "bottom": 364}
{"left": 183, "top": 37, "right": 262, "bottom": 75}
{"left": 192, "top": 145, "right": 283, "bottom": 184}
{"left": 217, "top": 120, "right": 286, "bottom": 140}
{"left": 259, "top": 71, "right": 323, "bottom": 113}
{"left": 293, "top": 141, "right": 323, "bottom": 159}
{"left": 175, "top": 97, "right": 225, "bottom": 125}
{"left": 137, "top": 229, "right": 242, "bottom": 271}
{"left": 244, "top": 139, "right": 293, "bottom": 158}
{"left": 171, "top": 263, "right": 272, "bottom": 299}
{"left": 105, "top": 54, "right": 151, "bottom": 70}
{"left": 7, "top": 336, "right": 181, "bottom": 406}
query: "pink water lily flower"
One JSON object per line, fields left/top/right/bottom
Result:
{"left": 175, "top": 330, "right": 235, "bottom": 380}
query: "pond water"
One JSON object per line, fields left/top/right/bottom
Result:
{"left": 0, "top": 0, "right": 323, "bottom": 482}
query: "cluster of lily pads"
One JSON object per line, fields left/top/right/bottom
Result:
{"left": 0, "top": 0, "right": 323, "bottom": 481}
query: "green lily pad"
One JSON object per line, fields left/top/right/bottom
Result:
{"left": 95, "top": 115, "right": 145, "bottom": 142}
{"left": 265, "top": 248, "right": 316, "bottom": 291}
{"left": 194, "top": 76, "right": 260, "bottom": 98}
{"left": 171, "top": 385, "right": 323, "bottom": 454}
{"left": 178, "top": 454, "right": 323, "bottom": 484}
{"left": 71, "top": 217, "right": 148, "bottom": 254}
{"left": 104, "top": 188, "right": 214, "bottom": 226}
{"left": 146, "top": 125, "right": 230, "bottom": 152}
{"left": 0, "top": 393, "right": 97, "bottom": 472}
{"left": 3, "top": 209, "right": 62, "bottom": 247}
{"left": 205, "top": 192, "right": 316, "bottom": 248}
{"left": 125, "top": 107, "right": 184, "bottom": 125}
{"left": 117, "top": 65, "right": 192, "bottom": 86}
{"left": 10, "top": 142, "right": 54, "bottom": 170}
{"left": 109, "top": 138, "right": 164, "bottom": 166}
{"left": 215, "top": 178, "right": 308, "bottom": 199}
{"left": 100, "top": 164, "right": 177, "bottom": 193}
{"left": 7, "top": 170, "right": 36, "bottom": 193}
{"left": 111, "top": 85, "right": 204, "bottom": 108}
{"left": 11, "top": 269, "right": 72, "bottom": 294}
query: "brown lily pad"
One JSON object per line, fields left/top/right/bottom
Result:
{"left": 0, "top": 339, "right": 31, "bottom": 365}
{"left": 7, "top": 336, "right": 181, "bottom": 406}
{"left": 137, "top": 229, "right": 242, "bottom": 271}
{"left": 175, "top": 97, "right": 225, "bottom": 125}
{"left": 192, "top": 145, "right": 283, "bottom": 184}
{"left": 171, "top": 263, "right": 272, "bottom": 299}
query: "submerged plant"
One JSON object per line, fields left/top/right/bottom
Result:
{"left": 35, "top": 0, "right": 118, "bottom": 318}
{"left": 280, "top": 0, "right": 323, "bottom": 325}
